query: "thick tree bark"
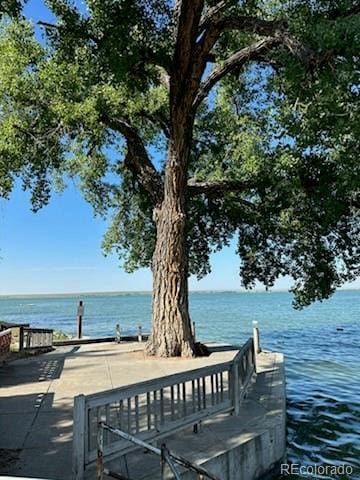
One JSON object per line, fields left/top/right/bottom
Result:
{"left": 145, "top": 1, "right": 203, "bottom": 357}
{"left": 146, "top": 140, "right": 195, "bottom": 357}
{"left": 147, "top": 204, "right": 194, "bottom": 357}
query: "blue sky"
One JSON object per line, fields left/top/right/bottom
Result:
{"left": 0, "top": 0, "right": 264, "bottom": 295}
{"left": 1, "top": 183, "right": 359, "bottom": 295}
{"left": 0, "top": 183, "right": 294, "bottom": 295}
{"left": 0, "top": 1, "right": 359, "bottom": 296}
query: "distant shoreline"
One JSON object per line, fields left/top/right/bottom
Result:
{"left": 0, "top": 287, "right": 359, "bottom": 299}
{"left": 1, "top": 289, "right": 279, "bottom": 299}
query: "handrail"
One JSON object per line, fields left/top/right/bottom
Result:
{"left": 85, "top": 361, "right": 234, "bottom": 463}
{"left": 0, "top": 328, "right": 12, "bottom": 361}
{"left": 22, "top": 327, "right": 53, "bottom": 350}
{"left": 0, "top": 328, "right": 12, "bottom": 337}
{"left": 162, "top": 446, "right": 181, "bottom": 480}
{"left": 72, "top": 335, "right": 257, "bottom": 480}
{"left": 23, "top": 327, "right": 54, "bottom": 334}
{"left": 86, "top": 359, "right": 233, "bottom": 408}
{"left": 231, "top": 337, "right": 253, "bottom": 363}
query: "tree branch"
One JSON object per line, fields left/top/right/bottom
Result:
{"left": 103, "top": 116, "right": 163, "bottom": 203}
{"left": 171, "top": 0, "right": 205, "bottom": 106}
{"left": 193, "top": 14, "right": 286, "bottom": 87}
{"left": 38, "top": 21, "right": 58, "bottom": 30}
{"left": 193, "top": 3, "right": 359, "bottom": 107}
{"left": 173, "top": 0, "right": 204, "bottom": 74}
{"left": 188, "top": 179, "right": 258, "bottom": 212}
{"left": 281, "top": 35, "right": 316, "bottom": 67}
{"left": 139, "top": 110, "right": 170, "bottom": 139}
{"left": 193, "top": 36, "right": 280, "bottom": 108}
{"left": 210, "top": 15, "right": 288, "bottom": 38}
{"left": 198, "top": 1, "right": 360, "bottom": 61}
{"left": 199, "top": 1, "right": 227, "bottom": 31}
{"left": 325, "top": 4, "right": 360, "bottom": 20}
{"left": 196, "top": 14, "right": 287, "bottom": 69}
{"left": 187, "top": 178, "right": 255, "bottom": 196}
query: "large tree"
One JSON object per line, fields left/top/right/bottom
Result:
{"left": 0, "top": 1, "right": 359, "bottom": 356}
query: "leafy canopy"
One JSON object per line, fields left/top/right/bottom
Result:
{"left": 0, "top": 0, "right": 359, "bottom": 307}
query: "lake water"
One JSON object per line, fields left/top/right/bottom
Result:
{"left": 0, "top": 289, "right": 359, "bottom": 479}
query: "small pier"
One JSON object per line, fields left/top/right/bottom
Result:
{"left": 0, "top": 332, "right": 285, "bottom": 480}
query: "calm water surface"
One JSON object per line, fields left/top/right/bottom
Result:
{"left": 0, "top": 290, "right": 359, "bottom": 479}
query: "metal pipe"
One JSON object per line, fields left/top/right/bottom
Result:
{"left": 103, "top": 468, "right": 135, "bottom": 480}
{"left": 100, "top": 423, "right": 222, "bottom": 480}
{"left": 160, "top": 444, "right": 166, "bottom": 480}
{"left": 101, "top": 423, "right": 161, "bottom": 455}
{"left": 164, "top": 451, "right": 182, "bottom": 480}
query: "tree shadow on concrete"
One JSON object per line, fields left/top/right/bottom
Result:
{"left": 0, "top": 391, "right": 74, "bottom": 479}
{"left": 0, "top": 347, "right": 79, "bottom": 387}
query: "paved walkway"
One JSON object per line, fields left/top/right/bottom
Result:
{"left": 0, "top": 342, "right": 237, "bottom": 479}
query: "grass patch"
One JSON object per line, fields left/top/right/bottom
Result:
{"left": 53, "top": 330, "right": 71, "bottom": 341}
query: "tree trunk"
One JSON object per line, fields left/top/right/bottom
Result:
{"left": 146, "top": 141, "right": 195, "bottom": 357}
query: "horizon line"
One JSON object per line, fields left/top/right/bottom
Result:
{"left": 0, "top": 286, "right": 359, "bottom": 299}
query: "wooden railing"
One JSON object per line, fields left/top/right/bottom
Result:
{"left": 22, "top": 327, "right": 53, "bottom": 350}
{"left": 0, "top": 328, "right": 12, "bottom": 361}
{"left": 72, "top": 337, "right": 257, "bottom": 480}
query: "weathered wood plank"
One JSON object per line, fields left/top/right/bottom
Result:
{"left": 210, "top": 375, "right": 215, "bottom": 406}
{"left": 220, "top": 372, "right": 224, "bottom": 402}
{"left": 176, "top": 384, "right": 181, "bottom": 419}
{"left": 127, "top": 398, "right": 131, "bottom": 433}
{"left": 170, "top": 385, "right": 175, "bottom": 420}
{"left": 197, "top": 378, "right": 201, "bottom": 411}
{"left": 191, "top": 380, "right": 196, "bottom": 413}
{"left": 182, "top": 383, "right": 186, "bottom": 417}
{"left": 160, "top": 389, "right": 165, "bottom": 425}
{"left": 232, "top": 363, "right": 240, "bottom": 416}
{"left": 146, "top": 392, "right": 151, "bottom": 430}
{"left": 153, "top": 391, "right": 158, "bottom": 430}
{"left": 134, "top": 395, "right": 140, "bottom": 434}
{"left": 215, "top": 373, "right": 220, "bottom": 404}
{"left": 119, "top": 400, "right": 123, "bottom": 429}
{"left": 87, "top": 361, "right": 233, "bottom": 408}
{"left": 202, "top": 377, "right": 206, "bottom": 409}
{"left": 72, "top": 394, "right": 86, "bottom": 480}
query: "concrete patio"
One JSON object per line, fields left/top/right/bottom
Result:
{"left": 0, "top": 341, "right": 240, "bottom": 479}
{"left": 0, "top": 341, "right": 285, "bottom": 479}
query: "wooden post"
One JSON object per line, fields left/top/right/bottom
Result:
{"left": 72, "top": 394, "right": 86, "bottom": 480}
{"left": 252, "top": 321, "right": 260, "bottom": 373}
{"left": 252, "top": 321, "right": 260, "bottom": 353}
{"left": 19, "top": 326, "right": 24, "bottom": 352}
{"left": 97, "top": 423, "right": 104, "bottom": 480}
{"left": 77, "top": 301, "right": 84, "bottom": 339}
{"left": 26, "top": 329, "right": 31, "bottom": 349}
{"left": 231, "top": 361, "right": 240, "bottom": 415}
{"left": 115, "top": 323, "right": 121, "bottom": 343}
